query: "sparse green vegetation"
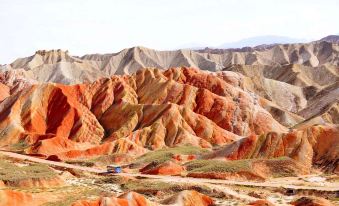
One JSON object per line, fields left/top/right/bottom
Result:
{"left": 185, "top": 156, "right": 303, "bottom": 178}
{"left": 122, "top": 179, "right": 177, "bottom": 191}
{"left": 185, "top": 159, "right": 251, "bottom": 173}
{"left": 134, "top": 146, "right": 208, "bottom": 166}
{"left": 65, "top": 160, "right": 95, "bottom": 167}
{"left": 262, "top": 156, "right": 303, "bottom": 178}
{"left": 42, "top": 187, "right": 105, "bottom": 206}
{"left": 94, "top": 176, "right": 125, "bottom": 184}
{"left": 0, "top": 159, "right": 56, "bottom": 182}
{"left": 66, "top": 153, "right": 133, "bottom": 167}
{"left": 121, "top": 179, "right": 216, "bottom": 196}
{"left": 9, "top": 140, "right": 29, "bottom": 151}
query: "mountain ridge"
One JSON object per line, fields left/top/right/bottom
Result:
{"left": 1, "top": 40, "right": 338, "bottom": 84}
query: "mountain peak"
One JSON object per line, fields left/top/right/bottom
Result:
{"left": 320, "top": 35, "right": 339, "bottom": 44}
{"left": 35, "top": 49, "right": 69, "bottom": 56}
{"left": 32, "top": 49, "right": 81, "bottom": 64}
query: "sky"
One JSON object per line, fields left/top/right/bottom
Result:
{"left": 0, "top": 0, "right": 338, "bottom": 64}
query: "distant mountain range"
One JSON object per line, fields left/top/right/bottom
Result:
{"left": 218, "top": 35, "right": 308, "bottom": 49}
{"left": 1, "top": 35, "right": 338, "bottom": 85}
{"left": 179, "top": 34, "right": 339, "bottom": 50}
{"left": 319, "top": 35, "right": 339, "bottom": 44}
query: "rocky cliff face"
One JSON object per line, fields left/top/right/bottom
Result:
{"left": 2, "top": 41, "right": 337, "bottom": 130}
{"left": 202, "top": 125, "right": 338, "bottom": 172}
{"left": 0, "top": 68, "right": 285, "bottom": 159}
{"left": 0, "top": 67, "right": 336, "bottom": 174}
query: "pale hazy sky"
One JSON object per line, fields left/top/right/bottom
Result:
{"left": 1, "top": 0, "right": 338, "bottom": 63}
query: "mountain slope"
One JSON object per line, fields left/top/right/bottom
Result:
{"left": 319, "top": 35, "right": 339, "bottom": 44}
{"left": 2, "top": 40, "right": 338, "bottom": 84}
{"left": 0, "top": 68, "right": 286, "bottom": 159}
{"left": 0, "top": 67, "right": 336, "bottom": 177}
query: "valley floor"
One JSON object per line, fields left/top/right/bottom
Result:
{"left": 1, "top": 150, "right": 338, "bottom": 206}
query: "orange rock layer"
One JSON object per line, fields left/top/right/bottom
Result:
{"left": 0, "top": 190, "right": 213, "bottom": 206}
{"left": 0, "top": 67, "right": 337, "bottom": 170}
{"left": 72, "top": 190, "right": 213, "bottom": 206}
{"left": 0, "top": 67, "right": 288, "bottom": 159}
{"left": 203, "top": 125, "right": 339, "bottom": 172}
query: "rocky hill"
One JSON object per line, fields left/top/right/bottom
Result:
{"left": 0, "top": 67, "right": 337, "bottom": 172}
{"left": 1, "top": 40, "right": 338, "bottom": 84}
{"left": 320, "top": 35, "right": 339, "bottom": 44}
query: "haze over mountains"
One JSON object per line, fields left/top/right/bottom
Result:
{"left": 176, "top": 35, "right": 308, "bottom": 50}
{"left": 219, "top": 35, "right": 308, "bottom": 49}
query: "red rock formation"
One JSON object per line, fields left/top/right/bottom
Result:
{"left": 3, "top": 176, "right": 64, "bottom": 188}
{"left": 0, "top": 83, "right": 9, "bottom": 102}
{"left": 0, "top": 69, "right": 35, "bottom": 95}
{"left": 55, "top": 139, "right": 148, "bottom": 160}
{"left": 172, "top": 154, "right": 197, "bottom": 162}
{"left": 2, "top": 67, "right": 334, "bottom": 166}
{"left": 161, "top": 190, "right": 214, "bottom": 206}
{"left": 0, "top": 190, "right": 46, "bottom": 206}
{"left": 72, "top": 192, "right": 157, "bottom": 206}
{"left": 0, "top": 83, "right": 104, "bottom": 156}
{"left": 140, "top": 68, "right": 287, "bottom": 136}
{"left": 0, "top": 68, "right": 250, "bottom": 158}
{"left": 247, "top": 199, "right": 275, "bottom": 206}
{"left": 72, "top": 190, "right": 214, "bottom": 206}
{"left": 203, "top": 125, "right": 338, "bottom": 171}
{"left": 140, "top": 160, "right": 184, "bottom": 175}
{"left": 290, "top": 196, "right": 335, "bottom": 206}
{"left": 72, "top": 197, "right": 129, "bottom": 206}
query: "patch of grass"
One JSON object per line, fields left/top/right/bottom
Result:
{"left": 8, "top": 140, "right": 29, "bottom": 152}
{"left": 0, "top": 160, "right": 56, "bottom": 182}
{"left": 65, "top": 160, "right": 95, "bottom": 167}
{"left": 185, "top": 159, "right": 251, "bottom": 173}
{"left": 330, "top": 197, "right": 339, "bottom": 202}
{"left": 66, "top": 154, "right": 133, "bottom": 167}
{"left": 42, "top": 187, "right": 105, "bottom": 206}
{"left": 185, "top": 156, "right": 299, "bottom": 177}
{"left": 122, "top": 179, "right": 176, "bottom": 191}
{"left": 262, "top": 157, "right": 304, "bottom": 178}
{"left": 134, "top": 146, "right": 208, "bottom": 166}
{"left": 121, "top": 179, "right": 217, "bottom": 196}
{"left": 230, "top": 185, "right": 258, "bottom": 192}
{"left": 94, "top": 176, "right": 125, "bottom": 184}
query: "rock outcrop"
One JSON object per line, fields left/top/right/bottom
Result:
{"left": 203, "top": 125, "right": 339, "bottom": 172}
{"left": 0, "top": 66, "right": 337, "bottom": 176}
{"left": 291, "top": 196, "right": 335, "bottom": 206}
{"left": 0, "top": 68, "right": 287, "bottom": 160}
{"left": 72, "top": 192, "right": 157, "bottom": 206}
{"left": 161, "top": 190, "right": 214, "bottom": 206}
{"left": 247, "top": 200, "right": 275, "bottom": 206}
{"left": 0, "top": 190, "right": 46, "bottom": 206}
{"left": 140, "top": 160, "right": 184, "bottom": 175}
{"left": 0, "top": 66, "right": 337, "bottom": 171}
{"left": 72, "top": 190, "right": 214, "bottom": 206}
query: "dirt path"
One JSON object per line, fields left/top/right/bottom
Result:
{"left": 1, "top": 150, "right": 338, "bottom": 194}
{"left": 0, "top": 150, "right": 257, "bottom": 202}
{"left": 117, "top": 173, "right": 339, "bottom": 192}
{"left": 0, "top": 150, "right": 106, "bottom": 173}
